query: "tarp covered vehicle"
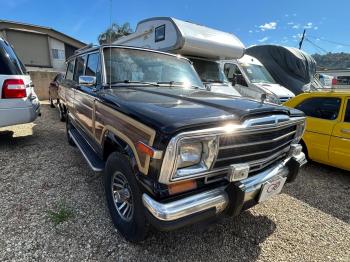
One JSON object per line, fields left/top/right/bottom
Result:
{"left": 246, "top": 45, "right": 323, "bottom": 95}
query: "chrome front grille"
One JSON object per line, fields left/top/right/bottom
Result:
{"left": 213, "top": 124, "right": 297, "bottom": 174}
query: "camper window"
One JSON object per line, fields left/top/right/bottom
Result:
{"left": 103, "top": 47, "right": 203, "bottom": 88}
{"left": 191, "top": 58, "right": 228, "bottom": 84}
{"left": 155, "top": 25, "right": 165, "bottom": 42}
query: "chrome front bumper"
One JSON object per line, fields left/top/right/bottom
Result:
{"left": 142, "top": 152, "right": 306, "bottom": 224}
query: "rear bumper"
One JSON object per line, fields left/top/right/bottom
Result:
{"left": 0, "top": 94, "right": 40, "bottom": 128}
{"left": 142, "top": 152, "right": 306, "bottom": 230}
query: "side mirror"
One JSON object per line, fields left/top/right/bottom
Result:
{"left": 79, "top": 76, "right": 96, "bottom": 87}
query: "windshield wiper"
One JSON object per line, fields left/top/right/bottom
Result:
{"left": 157, "top": 81, "right": 203, "bottom": 89}
{"left": 201, "top": 79, "right": 224, "bottom": 83}
{"left": 109, "top": 80, "right": 159, "bottom": 87}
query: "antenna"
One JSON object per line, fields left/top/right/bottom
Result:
{"left": 299, "top": 29, "right": 306, "bottom": 50}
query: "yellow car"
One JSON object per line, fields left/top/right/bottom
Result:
{"left": 284, "top": 90, "right": 350, "bottom": 171}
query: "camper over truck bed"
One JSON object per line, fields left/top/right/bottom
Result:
{"left": 114, "top": 17, "right": 245, "bottom": 60}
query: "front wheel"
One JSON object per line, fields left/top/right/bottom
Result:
{"left": 104, "top": 152, "right": 149, "bottom": 242}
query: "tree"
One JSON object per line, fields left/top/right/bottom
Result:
{"left": 98, "top": 22, "right": 133, "bottom": 44}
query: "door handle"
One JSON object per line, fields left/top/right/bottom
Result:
{"left": 341, "top": 129, "right": 350, "bottom": 134}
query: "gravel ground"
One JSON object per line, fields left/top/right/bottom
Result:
{"left": 0, "top": 103, "right": 349, "bottom": 262}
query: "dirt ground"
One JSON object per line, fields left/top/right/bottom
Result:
{"left": 0, "top": 103, "right": 349, "bottom": 262}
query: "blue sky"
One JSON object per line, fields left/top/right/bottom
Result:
{"left": 2, "top": 0, "right": 350, "bottom": 54}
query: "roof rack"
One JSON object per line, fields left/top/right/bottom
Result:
{"left": 74, "top": 43, "right": 98, "bottom": 54}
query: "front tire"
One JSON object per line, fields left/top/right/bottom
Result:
{"left": 104, "top": 152, "right": 149, "bottom": 242}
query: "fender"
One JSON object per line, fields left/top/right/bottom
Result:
{"left": 102, "top": 130, "right": 139, "bottom": 172}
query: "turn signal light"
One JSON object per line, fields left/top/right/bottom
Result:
{"left": 168, "top": 180, "right": 197, "bottom": 195}
{"left": 136, "top": 141, "right": 163, "bottom": 159}
{"left": 2, "top": 79, "right": 26, "bottom": 99}
{"left": 137, "top": 142, "right": 156, "bottom": 157}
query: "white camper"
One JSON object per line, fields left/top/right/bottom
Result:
{"left": 221, "top": 55, "right": 295, "bottom": 103}
{"left": 114, "top": 17, "right": 243, "bottom": 97}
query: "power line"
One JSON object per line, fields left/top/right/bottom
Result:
{"left": 305, "top": 38, "right": 328, "bottom": 54}
{"left": 307, "top": 35, "right": 350, "bottom": 47}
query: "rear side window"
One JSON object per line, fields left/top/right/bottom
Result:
{"left": 73, "top": 55, "right": 87, "bottom": 82}
{"left": 345, "top": 100, "right": 350, "bottom": 123}
{"left": 296, "top": 97, "right": 341, "bottom": 120}
{"left": 0, "top": 40, "right": 26, "bottom": 75}
{"left": 66, "top": 59, "right": 75, "bottom": 80}
{"left": 85, "top": 53, "right": 101, "bottom": 83}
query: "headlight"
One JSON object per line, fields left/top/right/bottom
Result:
{"left": 178, "top": 143, "right": 202, "bottom": 168}
{"left": 159, "top": 136, "right": 219, "bottom": 183}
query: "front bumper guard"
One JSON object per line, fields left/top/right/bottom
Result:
{"left": 142, "top": 152, "right": 306, "bottom": 227}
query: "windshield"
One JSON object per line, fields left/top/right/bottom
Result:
{"left": 240, "top": 63, "right": 276, "bottom": 84}
{"left": 103, "top": 48, "right": 203, "bottom": 88}
{"left": 191, "top": 58, "right": 228, "bottom": 83}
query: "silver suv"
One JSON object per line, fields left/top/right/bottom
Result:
{"left": 0, "top": 37, "right": 40, "bottom": 128}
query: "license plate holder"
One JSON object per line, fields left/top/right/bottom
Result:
{"left": 258, "top": 176, "right": 287, "bottom": 203}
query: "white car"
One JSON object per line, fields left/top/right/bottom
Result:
{"left": 0, "top": 38, "right": 40, "bottom": 128}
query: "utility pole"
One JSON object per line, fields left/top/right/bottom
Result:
{"left": 299, "top": 29, "right": 306, "bottom": 49}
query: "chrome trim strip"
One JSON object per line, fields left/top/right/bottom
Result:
{"left": 219, "top": 130, "right": 296, "bottom": 150}
{"left": 142, "top": 187, "right": 229, "bottom": 221}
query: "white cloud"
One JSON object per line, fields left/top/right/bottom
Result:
{"left": 314, "top": 26, "right": 319, "bottom": 30}
{"left": 258, "top": 37, "right": 269, "bottom": 43}
{"left": 292, "top": 24, "right": 300, "bottom": 29}
{"left": 249, "top": 30, "right": 253, "bottom": 33}
{"left": 304, "top": 22, "right": 313, "bottom": 29}
{"left": 287, "top": 22, "right": 294, "bottom": 25}
{"left": 259, "top": 22, "right": 277, "bottom": 31}
{"left": 336, "top": 45, "right": 343, "bottom": 49}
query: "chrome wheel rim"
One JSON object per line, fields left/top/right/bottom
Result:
{"left": 111, "top": 171, "right": 134, "bottom": 221}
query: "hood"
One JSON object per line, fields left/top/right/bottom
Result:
{"left": 99, "top": 86, "right": 302, "bottom": 135}
{"left": 254, "top": 83, "right": 295, "bottom": 98}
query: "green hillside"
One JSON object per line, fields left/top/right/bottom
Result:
{"left": 312, "top": 52, "right": 350, "bottom": 69}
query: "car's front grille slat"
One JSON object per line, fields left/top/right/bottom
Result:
{"left": 219, "top": 130, "right": 296, "bottom": 150}
{"left": 212, "top": 122, "right": 297, "bottom": 175}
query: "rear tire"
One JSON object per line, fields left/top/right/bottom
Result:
{"left": 66, "top": 115, "right": 76, "bottom": 147}
{"left": 104, "top": 152, "right": 149, "bottom": 242}
{"left": 49, "top": 98, "right": 55, "bottom": 108}
{"left": 59, "top": 104, "right": 66, "bottom": 122}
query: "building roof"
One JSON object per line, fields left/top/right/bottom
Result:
{"left": 0, "top": 19, "right": 86, "bottom": 48}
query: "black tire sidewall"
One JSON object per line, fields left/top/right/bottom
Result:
{"left": 59, "top": 105, "right": 66, "bottom": 122}
{"left": 104, "top": 152, "right": 149, "bottom": 242}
